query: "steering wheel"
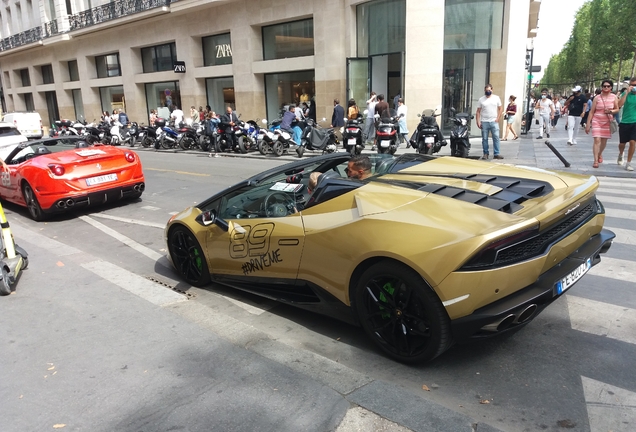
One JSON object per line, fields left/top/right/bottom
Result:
{"left": 264, "top": 192, "right": 296, "bottom": 217}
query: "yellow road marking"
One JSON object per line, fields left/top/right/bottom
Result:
{"left": 146, "top": 167, "right": 210, "bottom": 177}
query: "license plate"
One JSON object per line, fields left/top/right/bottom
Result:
{"left": 425, "top": 136, "right": 435, "bottom": 143}
{"left": 86, "top": 173, "right": 118, "bottom": 186}
{"left": 348, "top": 138, "right": 357, "bottom": 145}
{"left": 381, "top": 140, "right": 391, "bottom": 148}
{"left": 555, "top": 258, "right": 592, "bottom": 295}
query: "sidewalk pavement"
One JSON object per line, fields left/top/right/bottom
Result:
{"left": 159, "top": 122, "right": 635, "bottom": 179}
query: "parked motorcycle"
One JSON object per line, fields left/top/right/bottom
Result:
{"left": 138, "top": 123, "right": 159, "bottom": 148}
{"left": 296, "top": 118, "right": 338, "bottom": 157}
{"left": 217, "top": 118, "right": 240, "bottom": 153}
{"left": 412, "top": 106, "right": 446, "bottom": 155}
{"left": 374, "top": 109, "right": 400, "bottom": 155}
{"left": 126, "top": 122, "right": 141, "bottom": 146}
{"left": 109, "top": 121, "right": 132, "bottom": 146}
{"left": 342, "top": 115, "right": 364, "bottom": 156}
{"left": 177, "top": 122, "right": 201, "bottom": 150}
{"left": 236, "top": 120, "right": 260, "bottom": 153}
{"left": 157, "top": 120, "right": 180, "bottom": 149}
{"left": 448, "top": 108, "right": 473, "bottom": 158}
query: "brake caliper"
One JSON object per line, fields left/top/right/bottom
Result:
{"left": 379, "top": 282, "right": 395, "bottom": 319}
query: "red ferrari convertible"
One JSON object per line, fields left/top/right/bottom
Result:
{"left": 0, "top": 136, "right": 145, "bottom": 220}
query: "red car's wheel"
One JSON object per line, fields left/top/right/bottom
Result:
{"left": 354, "top": 261, "right": 453, "bottom": 363}
{"left": 22, "top": 183, "right": 45, "bottom": 221}
{"left": 168, "top": 226, "right": 210, "bottom": 287}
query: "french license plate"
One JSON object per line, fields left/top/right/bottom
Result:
{"left": 381, "top": 140, "right": 391, "bottom": 148}
{"left": 348, "top": 138, "right": 357, "bottom": 145}
{"left": 86, "top": 173, "right": 118, "bottom": 186}
{"left": 555, "top": 258, "right": 592, "bottom": 295}
{"left": 425, "top": 136, "right": 435, "bottom": 143}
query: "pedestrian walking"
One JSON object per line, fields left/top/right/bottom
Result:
{"left": 563, "top": 86, "right": 588, "bottom": 145}
{"left": 502, "top": 95, "right": 518, "bottom": 140}
{"left": 396, "top": 98, "right": 408, "bottom": 146}
{"left": 330, "top": 99, "right": 345, "bottom": 140}
{"left": 617, "top": 77, "right": 636, "bottom": 171}
{"left": 535, "top": 88, "right": 555, "bottom": 139}
{"left": 585, "top": 80, "right": 618, "bottom": 169}
{"left": 552, "top": 97, "right": 561, "bottom": 129}
{"left": 475, "top": 84, "right": 503, "bottom": 159}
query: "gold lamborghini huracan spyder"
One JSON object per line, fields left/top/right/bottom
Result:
{"left": 165, "top": 153, "right": 615, "bottom": 363}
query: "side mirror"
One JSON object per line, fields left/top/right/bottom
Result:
{"left": 261, "top": 119, "right": 268, "bottom": 125}
{"left": 195, "top": 210, "right": 229, "bottom": 232}
{"left": 435, "top": 104, "right": 443, "bottom": 112}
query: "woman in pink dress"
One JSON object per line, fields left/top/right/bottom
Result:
{"left": 585, "top": 80, "right": 618, "bottom": 168}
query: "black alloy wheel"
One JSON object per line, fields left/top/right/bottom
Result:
{"left": 354, "top": 261, "right": 452, "bottom": 363}
{"left": 258, "top": 140, "right": 268, "bottom": 155}
{"left": 141, "top": 136, "right": 154, "bottom": 148}
{"left": 168, "top": 226, "right": 211, "bottom": 287}
{"left": 22, "top": 183, "right": 45, "bottom": 221}
{"left": 238, "top": 136, "right": 249, "bottom": 154}
{"left": 179, "top": 136, "right": 194, "bottom": 150}
{"left": 273, "top": 142, "right": 283, "bottom": 156}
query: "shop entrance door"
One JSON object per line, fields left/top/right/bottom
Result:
{"left": 346, "top": 58, "right": 369, "bottom": 109}
{"left": 370, "top": 52, "right": 403, "bottom": 107}
{"left": 442, "top": 51, "right": 489, "bottom": 133}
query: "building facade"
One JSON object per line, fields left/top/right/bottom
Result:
{"left": 0, "top": 0, "right": 540, "bottom": 134}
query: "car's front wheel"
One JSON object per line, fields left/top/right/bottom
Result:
{"left": 22, "top": 183, "right": 45, "bottom": 221}
{"left": 168, "top": 226, "right": 211, "bottom": 287}
{"left": 353, "top": 261, "right": 452, "bottom": 363}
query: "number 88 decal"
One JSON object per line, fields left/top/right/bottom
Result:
{"left": 229, "top": 223, "right": 275, "bottom": 259}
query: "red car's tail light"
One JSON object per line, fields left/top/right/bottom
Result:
{"left": 125, "top": 152, "right": 135, "bottom": 163}
{"left": 48, "top": 164, "right": 65, "bottom": 176}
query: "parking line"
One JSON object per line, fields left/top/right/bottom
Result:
{"left": 145, "top": 167, "right": 210, "bottom": 177}
{"left": 91, "top": 212, "right": 166, "bottom": 229}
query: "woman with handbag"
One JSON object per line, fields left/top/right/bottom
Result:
{"left": 585, "top": 79, "right": 619, "bottom": 168}
{"left": 502, "top": 95, "right": 518, "bottom": 140}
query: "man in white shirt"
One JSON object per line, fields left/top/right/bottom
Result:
{"left": 475, "top": 84, "right": 503, "bottom": 160}
{"left": 171, "top": 106, "right": 184, "bottom": 126}
{"left": 364, "top": 92, "right": 377, "bottom": 145}
{"left": 535, "top": 88, "right": 555, "bottom": 139}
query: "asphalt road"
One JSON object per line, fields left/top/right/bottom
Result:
{"left": 1, "top": 148, "right": 634, "bottom": 432}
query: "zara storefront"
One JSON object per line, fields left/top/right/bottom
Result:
{"left": 0, "top": 0, "right": 535, "bottom": 132}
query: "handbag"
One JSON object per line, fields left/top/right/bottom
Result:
{"left": 609, "top": 118, "right": 618, "bottom": 134}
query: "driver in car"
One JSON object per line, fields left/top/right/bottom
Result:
{"left": 346, "top": 155, "right": 372, "bottom": 180}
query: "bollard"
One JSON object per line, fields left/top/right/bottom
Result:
{"left": 544, "top": 140, "right": 570, "bottom": 168}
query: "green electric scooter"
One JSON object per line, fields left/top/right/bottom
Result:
{"left": 0, "top": 202, "right": 28, "bottom": 295}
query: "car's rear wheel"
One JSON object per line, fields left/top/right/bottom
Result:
{"left": 168, "top": 226, "right": 210, "bottom": 287}
{"left": 22, "top": 183, "right": 45, "bottom": 221}
{"left": 354, "top": 261, "right": 452, "bottom": 363}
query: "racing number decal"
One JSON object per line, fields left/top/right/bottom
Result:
{"left": 229, "top": 223, "right": 275, "bottom": 259}
{"left": 0, "top": 171, "right": 10, "bottom": 187}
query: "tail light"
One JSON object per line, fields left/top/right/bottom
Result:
{"left": 460, "top": 225, "right": 540, "bottom": 270}
{"left": 346, "top": 128, "right": 358, "bottom": 133}
{"left": 124, "top": 152, "right": 135, "bottom": 163}
{"left": 48, "top": 164, "right": 65, "bottom": 176}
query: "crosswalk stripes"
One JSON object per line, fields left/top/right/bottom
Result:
{"left": 570, "top": 183, "right": 636, "bottom": 431}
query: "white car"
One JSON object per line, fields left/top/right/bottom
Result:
{"left": 0, "top": 122, "right": 29, "bottom": 160}
{"left": 2, "top": 112, "right": 43, "bottom": 139}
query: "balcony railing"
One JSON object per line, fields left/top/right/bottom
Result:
{"left": 0, "top": 0, "right": 176, "bottom": 52}
{"left": 69, "top": 0, "right": 173, "bottom": 31}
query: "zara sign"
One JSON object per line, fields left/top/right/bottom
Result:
{"left": 216, "top": 43, "right": 232, "bottom": 59}
{"left": 173, "top": 61, "right": 186, "bottom": 73}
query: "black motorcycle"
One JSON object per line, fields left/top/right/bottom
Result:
{"left": 177, "top": 122, "right": 201, "bottom": 150}
{"left": 296, "top": 118, "right": 338, "bottom": 157}
{"left": 217, "top": 119, "right": 240, "bottom": 153}
{"left": 126, "top": 122, "right": 141, "bottom": 147}
{"left": 374, "top": 109, "right": 400, "bottom": 155}
{"left": 449, "top": 108, "right": 473, "bottom": 158}
{"left": 342, "top": 115, "right": 364, "bottom": 156}
{"left": 412, "top": 107, "right": 446, "bottom": 155}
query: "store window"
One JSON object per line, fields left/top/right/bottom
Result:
{"left": 41, "top": 64, "right": 54, "bottom": 84}
{"left": 19, "top": 68, "right": 30, "bottom": 87}
{"left": 203, "top": 33, "right": 232, "bottom": 66}
{"left": 100, "top": 86, "right": 125, "bottom": 114}
{"left": 96, "top": 54, "right": 121, "bottom": 78}
{"left": 68, "top": 60, "right": 79, "bottom": 82}
{"left": 205, "top": 77, "right": 235, "bottom": 112}
{"left": 265, "top": 70, "right": 314, "bottom": 120}
{"left": 444, "top": 0, "right": 504, "bottom": 50}
{"left": 45, "top": 91, "right": 60, "bottom": 126}
{"left": 72, "top": 89, "right": 84, "bottom": 121}
{"left": 262, "top": 19, "right": 314, "bottom": 60}
{"left": 144, "top": 81, "right": 181, "bottom": 122}
{"left": 23, "top": 93, "right": 34, "bottom": 111}
{"left": 141, "top": 43, "right": 177, "bottom": 73}
{"left": 357, "top": 0, "right": 405, "bottom": 57}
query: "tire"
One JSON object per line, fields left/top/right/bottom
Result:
{"left": 22, "top": 183, "right": 45, "bottom": 221}
{"left": 258, "top": 140, "right": 268, "bottom": 155}
{"left": 457, "top": 145, "right": 469, "bottom": 158}
{"left": 141, "top": 136, "right": 154, "bottom": 148}
{"left": 450, "top": 142, "right": 457, "bottom": 157}
{"left": 168, "top": 226, "right": 211, "bottom": 287}
{"left": 238, "top": 136, "right": 248, "bottom": 154}
{"left": 296, "top": 145, "right": 305, "bottom": 158}
{"left": 179, "top": 136, "right": 194, "bottom": 150}
{"left": 199, "top": 135, "right": 209, "bottom": 152}
{"left": 348, "top": 145, "right": 356, "bottom": 157}
{"left": 160, "top": 136, "right": 173, "bottom": 149}
{"left": 426, "top": 146, "right": 434, "bottom": 155}
{"left": 353, "top": 261, "right": 452, "bottom": 363}
{"left": 0, "top": 267, "right": 11, "bottom": 296}
{"left": 273, "top": 141, "right": 283, "bottom": 156}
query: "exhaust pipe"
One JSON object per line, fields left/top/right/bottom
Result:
{"left": 66, "top": 199, "right": 75, "bottom": 207}
{"left": 133, "top": 183, "right": 145, "bottom": 193}
{"left": 481, "top": 314, "right": 516, "bottom": 333}
{"left": 515, "top": 304, "right": 537, "bottom": 324}
{"left": 57, "top": 200, "right": 67, "bottom": 208}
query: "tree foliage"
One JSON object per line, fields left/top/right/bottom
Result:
{"left": 540, "top": 0, "right": 636, "bottom": 92}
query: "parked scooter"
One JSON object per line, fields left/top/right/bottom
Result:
{"left": 342, "top": 115, "right": 364, "bottom": 156}
{"left": 126, "top": 122, "right": 141, "bottom": 146}
{"left": 374, "top": 109, "right": 400, "bottom": 155}
{"left": 412, "top": 106, "right": 446, "bottom": 155}
{"left": 109, "top": 121, "right": 132, "bottom": 146}
{"left": 257, "top": 119, "right": 281, "bottom": 155}
{"left": 448, "top": 107, "right": 473, "bottom": 158}
{"left": 296, "top": 118, "right": 338, "bottom": 157}
{"left": 236, "top": 120, "right": 260, "bottom": 153}
{"left": 177, "top": 122, "right": 201, "bottom": 150}
{"left": 157, "top": 120, "right": 180, "bottom": 149}
{"left": 138, "top": 123, "right": 159, "bottom": 148}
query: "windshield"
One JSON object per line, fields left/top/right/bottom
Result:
{"left": 0, "top": 127, "right": 21, "bottom": 137}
